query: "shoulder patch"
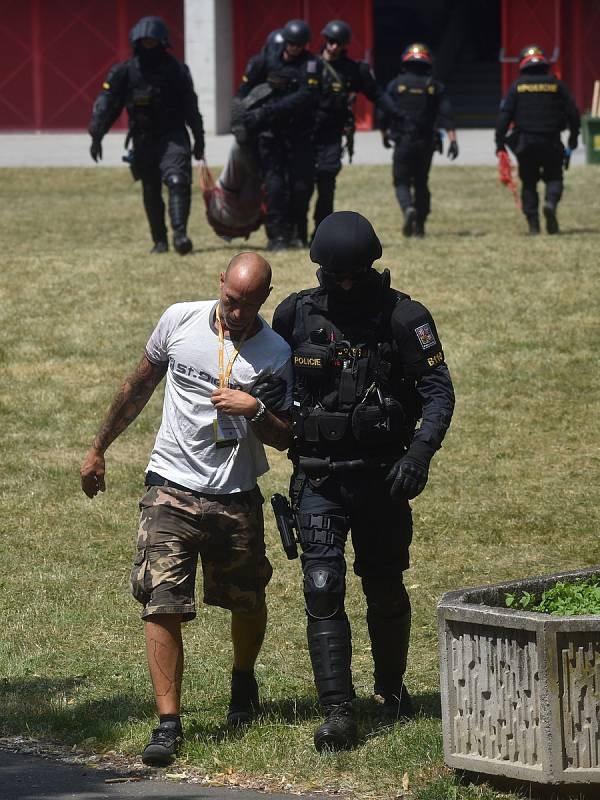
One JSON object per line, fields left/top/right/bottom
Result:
{"left": 307, "top": 60, "right": 317, "bottom": 73}
{"left": 415, "top": 322, "right": 437, "bottom": 350}
{"left": 103, "top": 82, "right": 110, "bottom": 89}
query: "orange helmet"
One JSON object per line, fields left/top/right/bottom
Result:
{"left": 519, "top": 45, "right": 549, "bottom": 71}
{"left": 401, "top": 43, "right": 433, "bottom": 66}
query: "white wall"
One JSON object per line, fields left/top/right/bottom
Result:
{"left": 184, "top": 0, "right": 233, "bottom": 134}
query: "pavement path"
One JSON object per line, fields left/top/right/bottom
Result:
{"left": 0, "top": 130, "right": 587, "bottom": 168}
{"left": 0, "top": 747, "right": 322, "bottom": 800}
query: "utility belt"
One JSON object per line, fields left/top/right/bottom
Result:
{"left": 294, "top": 453, "right": 397, "bottom": 478}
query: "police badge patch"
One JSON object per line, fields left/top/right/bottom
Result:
{"left": 415, "top": 322, "right": 437, "bottom": 349}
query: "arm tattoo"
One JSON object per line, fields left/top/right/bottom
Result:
{"left": 93, "top": 356, "right": 167, "bottom": 452}
{"left": 251, "top": 411, "right": 293, "bottom": 451}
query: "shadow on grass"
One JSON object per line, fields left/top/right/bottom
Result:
{"left": 455, "top": 768, "right": 598, "bottom": 800}
{"left": 0, "top": 676, "right": 154, "bottom": 743}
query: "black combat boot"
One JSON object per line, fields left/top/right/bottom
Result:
{"left": 543, "top": 201, "right": 559, "bottom": 234}
{"left": 314, "top": 701, "right": 357, "bottom": 751}
{"left": 402, "top": 205, "right": 417, "bottom": 237}
{"left": 307, "top": 618, "right": 357, "bottom": 751}
{"left": 414, "top": 218, "right": 426, "bottom": 238}
{"left": 266, "top": 237, "right": 289, "bottom": 252}
{"left": 150, "top": 241, "right": 168, "bottom": 254}
{"left": 526, "top": 214, "right": 540, "bottom": 235}
{"left": 227, "top": 667, "right": 259, "bottom": 726}
{"left": 168, "top": 181, "right": 193, "bottom": 255}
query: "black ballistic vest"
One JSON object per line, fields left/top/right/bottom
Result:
{"left": 126, "top": 55, "right": 188, "bottom": 134}
{"left": 289, "top": 278, "right": 422, "bottom": 459}
{"left": 390, "top": 73, "right": 438, "bottom": 137}
{"left": 513, "top": 74, "right": 565, "bottom": 133}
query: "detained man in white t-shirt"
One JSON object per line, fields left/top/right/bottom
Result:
{"left": 80, "top": 252, "right": 293, "bottom": 766}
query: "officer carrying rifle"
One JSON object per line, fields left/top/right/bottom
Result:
{"left": 271, "top": 211, "right": 455, "bottom": 751}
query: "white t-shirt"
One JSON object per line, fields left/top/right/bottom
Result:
{"left": 144, "top": 300, "right": 293, "bottom": 493}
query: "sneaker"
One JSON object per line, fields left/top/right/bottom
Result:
{"left": 288, "top": 237, "right": 308, "bottom": 249}
{"left": 266, "top": 237, "right": 288, "bottom": 252}
{"left": 227, "top": 668, "right": 259, "bottom": 726}
{"left": 373, "top": 685, "right": 414, "bottom": 721}
{"left": 141, "top": 720, "right": 183, "bottom": 767}
{"left": 526, "top": 215, "right": 540, "bottom": 235}
{"left": 402, "top": 206, "right": 417, "bottom": 238}
{"left": 150, "top": 241, "right": 168, "bottom": 254}
{"left": 314, "top": 702, "right": 358, "bottom": 752}
{"left": 173, "top": 231, "right": 193, "bottom": 255}
{"left": 543, "top": 202, "right": 559, "bottom": 234}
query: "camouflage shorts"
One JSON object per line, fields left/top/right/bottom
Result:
{"left": 130, "top": 484, "right": 272, "bottom": 620}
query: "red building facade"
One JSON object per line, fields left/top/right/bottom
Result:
{"left": 1, "top": 0, "right": 599, "bottom": 132}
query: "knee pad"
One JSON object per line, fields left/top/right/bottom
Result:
{"left": 362, "top": 575, "right": 410, "bottom": 618}
{"left": 304, "top": 565, "right": 344, "bottom": 620}
{"left": 165, "top": 173, "right": 191, "bottom": 191}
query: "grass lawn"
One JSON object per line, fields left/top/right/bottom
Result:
{"left": 1, "top": 163, "right": 599, "bottom": 799}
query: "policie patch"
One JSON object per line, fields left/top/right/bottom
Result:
{"left": 415, "top": 322, "right": 437, "bottom": 350}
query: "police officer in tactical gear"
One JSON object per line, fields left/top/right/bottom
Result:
{"left": 379, "top": 43, "right": 458, "bottom": 238}
{"left": 311, "top": 20, "right": 401, "bottom": 240}
{"left": 236, "top": 19, "right": 321, "bottom": 251}
{"left": 495, "top": 45, "right": 580, "bottom": 235}
{"left": 272, "top": 211, "right": 455, "bottom": 751}
{"left": 89, "top": 16, "right": 205, "bottom": 255}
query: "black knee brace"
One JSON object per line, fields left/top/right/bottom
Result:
{"left": 304, "top": 563, "right": 345, "bottom": 621}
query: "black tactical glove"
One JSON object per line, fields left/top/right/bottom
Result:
{"left": 563, "top": 148, "right": 571, "bottom": 170}
{"left": 90, "top": 137, "right": 103, "bottom": 163}
{"left": 386, "top": 440, "right": 436, "bottom": 501}
{"left": 382, "top": 130, "right": 393, "bottom": 149}
{"left": 244, "top": 107, "right": 268, "bottom": 132}
{"left": 193, "top": 136, "right": 205, "bottom": 160}
{"left": 568, "top": 133, "right": 578, "bottom": 151}
{"left": 251, "top": 375, "right": 287, "bottom": 411}
{"left": 447, "top": 140, "right": 459, "bottom": 160}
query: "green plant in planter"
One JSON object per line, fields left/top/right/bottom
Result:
{"left": 505, "top": 577, "right": 600, "bottom": 615}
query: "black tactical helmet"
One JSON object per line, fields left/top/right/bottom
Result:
{"left": 321, "top": 19, "right": 352, "bottom": 46}
{"left": 129, "top": 16, "right": 171, "bottom": 47}
{"left": 519, "top": 44, "right": 549, "bottom": 71}
{"left": 282, "top": 19, "right": 310, "bottom": 46}
{"left": 310, "top": 211, "right": 382, "bottom": 274}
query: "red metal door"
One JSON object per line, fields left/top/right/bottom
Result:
{"left": 500, "top": 0, "right": 563, "bottom": 91}
{"left": 0, "top": 0, "right": 183, "bottom": 131}
{"left": 232, "top": 0, "right": 374, "bottom": 129}
{"left": 501, "top": 0, "right": 600, "bottom": 112}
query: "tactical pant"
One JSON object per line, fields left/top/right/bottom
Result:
{"left": 392, "top": 139, "right": 434, "bottom": 223}
{"left": 257, "top": 129, "right": 315, "bottom": 241}
{"left": 133, "top": 129, "right": 193, "bottom": 244}
{"left": 290, "top": 467, "right": 413, "bottom": 708}
{"left": 517, "top": 141, "right": 564, "bottom": 218}
{"left": 312, "top": 128, "right": 344, "bottom": 234}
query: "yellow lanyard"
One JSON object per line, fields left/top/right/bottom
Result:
{"left": 215, "top": 303, "right": 251, "bottom": 388}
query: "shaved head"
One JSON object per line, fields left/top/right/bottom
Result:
{"left": 219, "top": 252, "right": 272, "bottom": 336}
{"left": 224, "top": 252, "right": 271, "bottom": 295}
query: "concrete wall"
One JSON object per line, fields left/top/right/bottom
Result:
{"left": 185, "top": 0, "right": 233, "bottom": 134}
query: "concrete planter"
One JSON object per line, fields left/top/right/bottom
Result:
{"left": 438, "top": 566, "right": 600, "bottom": 786}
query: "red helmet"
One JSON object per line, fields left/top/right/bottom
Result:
{"left": 401, "top": 42, "right": 433, "bottom": 66}
{"left": 519, "top": 45, "right": 549, "bottom": 71}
